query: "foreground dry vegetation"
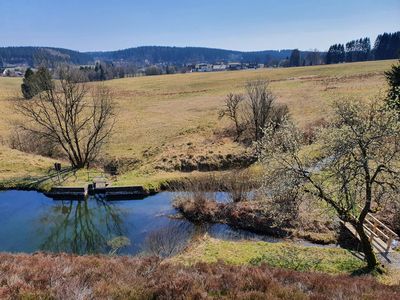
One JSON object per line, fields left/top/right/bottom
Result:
{"left": 1, "top": 252, "right": 399, "bottom": 300}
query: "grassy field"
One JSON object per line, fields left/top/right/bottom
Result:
{"left": 172, "top": 237, "right": 366, "bottom": 275}
{"left": 0, "top": 60, "right": 396, "bottom": 188}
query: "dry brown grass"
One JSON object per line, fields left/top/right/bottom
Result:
{"left": 0, "top": 252, "right": 398, "bottom": 299}
{"left": 0, "top": 60, "right": 395, "bottom": 186}
{"left": 0, "top": 145, "right": 57, "bottom": 183}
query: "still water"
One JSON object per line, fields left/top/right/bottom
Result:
{"left": 0, "top": 190, "right": 278, "bottom": 255}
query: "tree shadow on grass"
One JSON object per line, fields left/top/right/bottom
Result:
{"left": 350, "top": 265, "right": 385, "bottom": 276}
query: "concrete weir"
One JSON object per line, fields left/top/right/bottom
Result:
{"left": 103, "top": 186, "right": 151, "bottom": 200}
{"left": 45, "top": 186, "right": 88, "bottom": 200}
{"left": 46, "top": 185, "right": 151, "bottom": 200}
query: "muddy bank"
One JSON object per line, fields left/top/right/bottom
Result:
{"left": 156, "top": 151, "right": 257, "bottom": 172}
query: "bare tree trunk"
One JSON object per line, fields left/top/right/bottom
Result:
{"left": 355, "top": 223, "right": 378, "bottom": 269}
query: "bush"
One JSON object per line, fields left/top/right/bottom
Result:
{"left": 8, "top": 128, "right": 61, "bottom": 158}
{"left": 142, "top": 222, "right": 193, "bottom": 257}
{"left": 302, "top": 118, "right": 329, "bottom": 144}
{"left": 219, "top": 80, "right": 289, "bottom": 143}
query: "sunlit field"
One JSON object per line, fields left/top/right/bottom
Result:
{"left": 0, "top": 60, "right": 395, "bottom": 186}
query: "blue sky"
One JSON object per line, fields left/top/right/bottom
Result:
{"left": 0, "top": 0, "right": 399, "bottom": 52}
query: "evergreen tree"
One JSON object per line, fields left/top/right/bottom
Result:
{"left": 99, "top": 64, "right": 106, "bottom": 81}
{"left": 374, "top": 32, "right": 400, "bottom": 60}
{"left": 326, "top": 44, "right": 345, "bottom": 64}
{"left": 35, "top": 66, "right": 53, "bottom": 90}
{"left": 289, "top": 49, "right": 301, "bottom": 67}
{"left": 21, "top": 67, "right": 53, "bottom": 99}
{"left": 385, "top": 60, "right": 400, "bottom": 110}
{"left": 21, "top": 68, "right": 35, "bottom": 99}
{"left": 345, "top": 38, "right": 371, "bottom": 62}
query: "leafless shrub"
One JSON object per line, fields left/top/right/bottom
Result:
{"left": 8, "top": 127, "right": 61, "bottom": 157}
{"left": 224, "top": 169, "right": 257, "bottom": 203}
{"left": 219, "top": 93, "right": 245, "bottom": 141}
{"left": 174, "top": 174, "right": 221, "bottom": 205}
{"left": 270, "top": 103, "right": 290, "bottom": 132}
{"left": 142, "top": 222, "right": 193, "bottom": 258}
{"left": 245, "top": 79, "right": 277, "bottom": 141}
{"left": 302, "top": 118, "right": 329, "bottom": 144}
{"left": 219, "top": 79, "right": 289, "bottom": 143}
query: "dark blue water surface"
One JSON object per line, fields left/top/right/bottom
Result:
{"left": 0, "top": 190, "right": 279, "bottom": 255}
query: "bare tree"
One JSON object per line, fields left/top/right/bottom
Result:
{"left": 219, "top": 79, "right": 288, "bottom": 143}
{"left": 15, "top": 68, "right": 115, "bottom": 169}
{"left": 219, "top": 93, "right": 245, "bottom": 140}
{"left": 260, "top": 99, "right": 400, "bottom": 269}
{"left": 245, "top": 79, "right": 276, "bottom": 141}
{"left": 305, "top": 49, "right": 323, "bottom": 66}
{"left": 142, "top": 222, "right": 193, "bottom": 258}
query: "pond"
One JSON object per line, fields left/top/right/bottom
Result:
{"left": 0, "top": 190, "right": 279, "bottom": 256}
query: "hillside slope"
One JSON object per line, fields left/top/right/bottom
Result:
{"left": 0, "top": 47, "right": 93, "bottom": 66}
{"left": 0, "top": 60, "right": 395, "bottom": 187}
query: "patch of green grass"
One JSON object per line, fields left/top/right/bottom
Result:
{"left": 174, "top": 238, "right": 366, "bottom": 275}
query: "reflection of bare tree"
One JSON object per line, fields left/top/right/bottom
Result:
{"left": 38, "top": 195, "right": 127, "bottom": 254}
{"left": 142, "top": 221, "right": 210, "bottom": 258}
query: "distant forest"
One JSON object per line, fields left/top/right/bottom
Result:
{"left": 88, "top": 47, "right": 295, "bottom": 65}
{"left": 326, "top": 32, "right": 400, "bottom": 64}
{"left": 0, "top": 31, "right": 399, "bottom": 69}
{"left": 0, "top": 47, "right": 93, "bottom": 67}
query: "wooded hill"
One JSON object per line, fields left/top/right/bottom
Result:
{"left": 1, "top": 31, "right": 399, "bottom": 68}
{"left": 0, "top": 47, "right": 93, "bottom": 67}
{"left": 0, "top": 46, "right": 296, "bottom": 67}
{"left": 88, "top": 46, "right": 295, "bottom": 65}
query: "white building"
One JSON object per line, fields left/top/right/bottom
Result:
{"left": 212, "top": 64, "right": 227, "bottom": 71}
{"left": 194, "top": 63, "right": 212, "bottom": 72}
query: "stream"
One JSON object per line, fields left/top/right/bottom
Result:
{"left": 0, "top": 190, "right": 281, "bottom": 255}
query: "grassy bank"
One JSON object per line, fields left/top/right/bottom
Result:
{"left": 173, "top": 237, "right": 365, "bottom": 275}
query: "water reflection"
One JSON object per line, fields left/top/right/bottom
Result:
{"left": 0, "top": 190, "right": 283, "bottom": 255}
{"left": 38, "top": 195, "right": 127, "bottom": 254}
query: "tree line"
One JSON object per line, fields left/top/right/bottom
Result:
{"left": 326, "top": 32, "right": 400, "bottom": 64}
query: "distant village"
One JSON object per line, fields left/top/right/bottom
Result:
{"left": 1, "top": 66, "right": 27, "bottom": 77}
{"left": 0, "top": 61, "right": 267, "bottom": 78}
{"left": 190, "top": 62, "right": 265, "bottom": 72}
